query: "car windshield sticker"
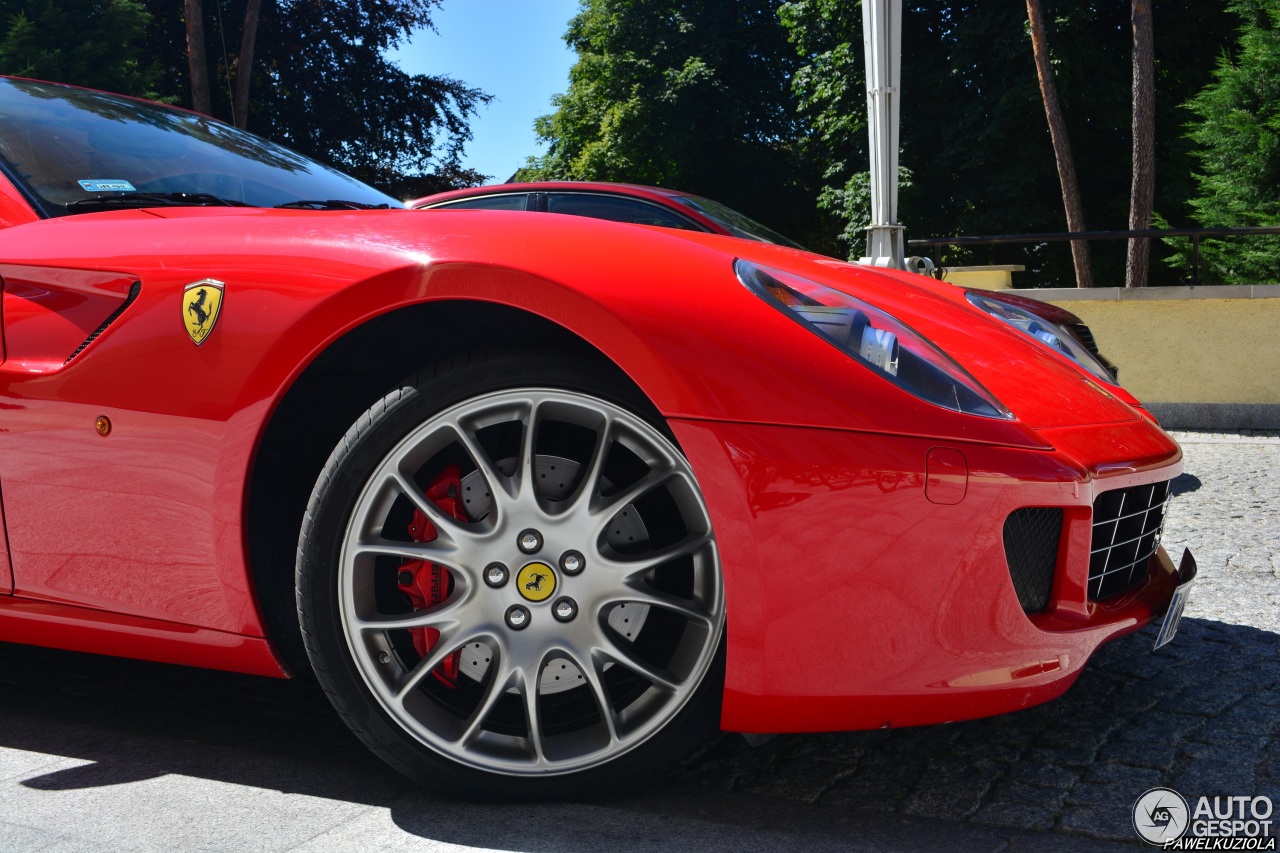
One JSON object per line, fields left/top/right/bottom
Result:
{"left": 78, "top": 179, "right": 137, "bottom": 193}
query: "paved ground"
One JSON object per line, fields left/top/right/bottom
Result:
{"left": 1, "top": 430, "right": 1276, "bottom": 852}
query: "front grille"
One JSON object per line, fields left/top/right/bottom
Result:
{"left": 1089, "top": 480, "right": 1171, "bottom": 600}
{"left": 1003, "top": 507, "right": 1063, "bottom": 613}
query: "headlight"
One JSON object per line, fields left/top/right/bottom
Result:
{"left": 736, "top": 259, "right": 1011, "bottom": 419}
{"left": 966, "top": 292, "right": 1116, "bottom": 384}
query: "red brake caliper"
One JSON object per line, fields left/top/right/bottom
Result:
{"left": 396, "top": 463, "right": 466, "bottom": 688}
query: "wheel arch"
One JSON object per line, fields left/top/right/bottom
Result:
{"left": 245, "top": 299, "right": 660, "bottom": 673}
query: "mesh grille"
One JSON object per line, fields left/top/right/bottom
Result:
{"left": 1002, "top": 507, "right": 1063, "bottom": 613}
{"left": 1089, "top": 480, "right": 1171, "bottom": 600}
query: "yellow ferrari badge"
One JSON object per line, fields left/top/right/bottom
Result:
{"left": 182, "top": 279, "right": 224, "bottom": 345}
{"left": 516, "top": 562, "right": 557, "bottom": 602}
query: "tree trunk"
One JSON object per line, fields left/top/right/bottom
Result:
{"left": 1026, "top": 0, "right": 1094, "bottom": 288}
{"left": 232, "top": 0, "right": 261, "bottom": 129}
{"left": 184, "top": 0, "right": 212, "bottom": 115}
{"left": 1126, "top": 0, "right": 1155, "bottom": 287}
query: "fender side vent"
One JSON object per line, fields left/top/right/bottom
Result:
{"left": 1003, "top": 507, "right": 1063, "bottom": 613}
{"left": 65, "top": 280, "right": 141, "bottom": 364}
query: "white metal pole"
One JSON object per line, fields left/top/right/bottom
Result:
{"left": 860, "top": 0, "right": 905, "bottom": 269}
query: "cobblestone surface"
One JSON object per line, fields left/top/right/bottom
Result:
{"left": 0, "top": 430, "right": 1275, "bottom": 850}
{"left": 1164, "top": 430, "right": 1280, "bottom": 632}
{"left": 671, "top": 430, "right": 1280, "bottom": 843}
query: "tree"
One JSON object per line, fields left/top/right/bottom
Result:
{"left": 1026, "top": 0, "right": 1093, "bottom": 287}
{"left": 1179, "top": 0, "right": 1280, "bottom": 284}
{"left": 521, "top": 0, "right": 837, "bottom": 254}
{"left": 183, "top": 0, "right": 211, "bottom": 114}
{"left": 782, "top": 0, "right": 1092, "bottom": 275}
{"left": 232, "top": 0, "right": 259, "bottom": 128}
{"left": 780, "top": 0, "right": 1236, "bottom": 286}
{"left": 180, "top": 0, "right": 257, "bottom": 128}
{"left": 144, "top": 0, "right": 490, "bottom": 195}
{"left": 0, "top": 0, "right": 157, "bottom": 97}
{"left": 1127, "top": 0, "right": 1155, "bottom": 287}
{"left": 777, "top": 0, "right": 869, "bottom": 249}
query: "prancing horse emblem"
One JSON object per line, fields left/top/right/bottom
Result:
{"left": 516, "top": 562, "right": 556, "bottom": 602}
{"left": 182, "top": 279, "right": 224, "bottom": 345}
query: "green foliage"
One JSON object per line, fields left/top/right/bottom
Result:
{"left": 132, "top": 0, "right": 490, "bottom": 196}
{"left": 0, "top": 0, "right": 158, "bottom": 97}
{"left": 253, "top": 1, "right": 488, "bottom": 189}
{"left": 520, "top": 0, "right": 840, "bottom": 255}
{"left": 818, "top": 166, "right": 914, "bottom": 250}
{"left": 780, "top": 0, "right": 1236, "bottom": 284}
{"left": 1177, "top": 0, "right": 1280, "bottom": 283}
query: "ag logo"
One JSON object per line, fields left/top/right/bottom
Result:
{"left": 516, "top": 562, "right": 556, "bottom": 602}
{"left": 1134, "top": 787, "right": 1189, "bottom": 844}
{"left": 182, "top": 279, "right": 224, "bottom": 345}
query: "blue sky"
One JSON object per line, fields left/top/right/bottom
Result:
{"left": 388, "top": 1, "right": 581, "bottom": 183}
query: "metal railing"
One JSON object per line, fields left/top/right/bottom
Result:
{"left": 908, "top": 226, "right": 1280, "bottom": 286}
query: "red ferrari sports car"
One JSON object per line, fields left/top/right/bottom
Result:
{"left": 0, "top": 78, "right": 1194, "bottom": 799}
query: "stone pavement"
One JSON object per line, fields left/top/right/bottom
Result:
{"left": 0, "top": 430, "right": 1276, "bottom": 851}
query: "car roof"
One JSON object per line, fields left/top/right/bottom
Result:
{"left": 409, "top": 182, "right": 692, "bottom": 209}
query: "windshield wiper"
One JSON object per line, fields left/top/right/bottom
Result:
{"left": 273, "top": 199, "right": 391, "bottom": 210}
{"left": 66, "top": 192, "right": 248, "bottom": 211}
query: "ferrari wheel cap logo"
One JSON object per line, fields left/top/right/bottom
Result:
{"left": 517, "top": 562, "right": 556, "bottom": 602}
{"left": 182, "top": 279, "right": 224, "bottom": 345}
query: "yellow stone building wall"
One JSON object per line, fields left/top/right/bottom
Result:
{"left": 997, "top": 285, "right": 1280, "bottom": 427}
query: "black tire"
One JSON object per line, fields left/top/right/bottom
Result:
{"left": 296, "top": 349, "right": 725, "bottom": 800}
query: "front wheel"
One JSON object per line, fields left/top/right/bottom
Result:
{"left": 296, "top": 353, "right": 725, "bottom": 799}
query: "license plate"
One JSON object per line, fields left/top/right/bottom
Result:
{"left": 1154, "top": 548, "right": 1197, "bottom": 650}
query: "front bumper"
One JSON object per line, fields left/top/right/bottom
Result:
{"left": 670, "top": 415, "right": 1187, "bottom": 734}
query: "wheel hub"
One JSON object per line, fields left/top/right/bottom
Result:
{"left": 399, "top": 451, "right": 662, "bottom": 695}
{"left": 515, "top": 561, "right": 557, "bottom": 602}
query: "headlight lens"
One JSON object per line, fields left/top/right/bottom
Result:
{"left": 966, "top": 292, "right": 1116, "bottom": 384}
{"left": 736, "top": 259, "right": 1011, "bottom": 419}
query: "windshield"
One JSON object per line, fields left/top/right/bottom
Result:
{"left": 0, "top": 78, "right": 399, "bottom": 215}
{"left": 672, "top": 194, "right": 807, "bottom": 250}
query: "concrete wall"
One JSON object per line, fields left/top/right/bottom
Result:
{"left": 1016, "top": 285, "right": 1280, "bottom": 429}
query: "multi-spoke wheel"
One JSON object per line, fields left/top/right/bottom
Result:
{"left": 297, "top": 352, "right": 725, "bottom": 799}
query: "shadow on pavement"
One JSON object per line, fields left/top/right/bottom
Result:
{"left": 1, "top": 616, "right": 1276, "bottom": 848}
{"left": 1170, "top": 473, "right": 1203, "bottom": 496}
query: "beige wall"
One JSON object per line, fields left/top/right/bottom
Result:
{"left": 940, "top": 266, "right": 1023, "bottom": 291}
{"left": 1016, "top": 285, "right": 1280, "bottom": 428}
